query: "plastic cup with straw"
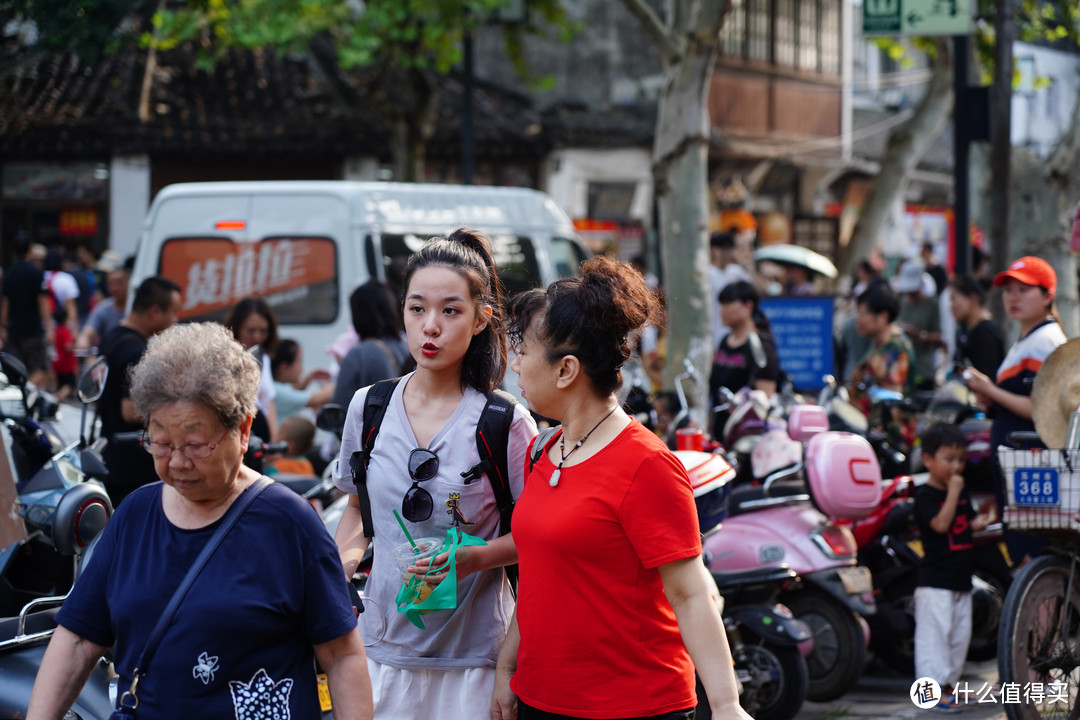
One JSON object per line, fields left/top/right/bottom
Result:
{"left": 393, "top": 509, "right": 419, "bottom": 554}
{"left": 391, "top": 510, "right": 444, "bottom": 606}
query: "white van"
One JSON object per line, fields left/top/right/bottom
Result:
{"left": 130, "top": 181, "right": 589, "bottom": 363}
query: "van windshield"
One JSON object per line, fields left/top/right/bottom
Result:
{"left": 157, "top": 236, "right": 338, "bottom": 324}
{"left": 550, "top": 236, "right": 588, "bottom": 280}
{"left": 378, "top": 233, "right": 545, "bottom": 299}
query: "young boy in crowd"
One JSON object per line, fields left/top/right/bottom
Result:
{"left": 914, "top": 422, "right": 991, "bottom": 712}
{"left": 268, "top": 416, "right": 317, "bottom": 477}
{"left": 51, "top": 306, "right": 77, "bottom": 402}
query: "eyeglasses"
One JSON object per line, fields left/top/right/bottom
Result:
{"left": 402, "top": 448, "right": 439, "bottom": 522}
{"left": 141, "top": 428, "right": 231, "bottom": 461}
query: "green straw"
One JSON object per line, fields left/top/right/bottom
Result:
{"left": 393, "top": 509, "right": 419, "bottom": 553}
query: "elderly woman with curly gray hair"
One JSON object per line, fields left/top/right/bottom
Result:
{"left": 28, "top": 322, "right": 373, "bottom": 720}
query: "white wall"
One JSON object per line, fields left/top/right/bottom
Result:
{"left": 108, "top": 154, "right": 151, "bottom": 259}
{"left": 540, "top": 148, "right": 653, "bottom": 222}
{"left": 1012, "top": 42, "right": 1080, "bottom": 158}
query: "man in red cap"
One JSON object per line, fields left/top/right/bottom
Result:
{"left": 963, "top": 255, "right": 1065, "bottom": 563}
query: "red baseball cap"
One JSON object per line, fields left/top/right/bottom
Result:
{"left": 993, "top": 256, "right": 1056, "bottom": 296}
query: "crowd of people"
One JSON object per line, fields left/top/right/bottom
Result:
{"left": 0, "top": 238, "right": 127, "bottom": 389}
{"left": 700, "top": 233, "right": 1066, "bottom": 715}
{"left": 7, "top": 223, "right": 1069, "bottom": 719}
{"left": 18, "top": 227, "right": 750, "bottom": 720}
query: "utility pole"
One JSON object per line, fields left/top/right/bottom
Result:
{"left": 462, "top": 29, "right": 475, "bottom": 186}
{"left": 990, "top": 0, "right": 1014, "bottom": 282}
{"left": 952, "top": 34, "right": 971, "bottom": 275}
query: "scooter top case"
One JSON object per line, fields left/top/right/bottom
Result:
{"left": 804, "top": 432, "right": 882, "bottom": 520}
{"left": 679, "top": 451, "right": 736, "bottom": 536}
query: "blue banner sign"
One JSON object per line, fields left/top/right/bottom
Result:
{"left": 760, "top": 297, "right": 835, "bottom": 392}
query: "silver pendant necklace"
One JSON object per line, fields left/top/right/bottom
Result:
{"left": 550, "top": 407, "right": 617, "bottom": 487}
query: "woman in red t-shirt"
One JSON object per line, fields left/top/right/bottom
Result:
{"left": 493, "top": 256, "right": 750, "bottom": 720}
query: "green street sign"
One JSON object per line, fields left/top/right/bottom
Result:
{"left": 863, "top": 0, "right": 972, "bottom": 37}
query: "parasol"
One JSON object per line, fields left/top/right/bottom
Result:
{"left": 753, "top": 244, "right": 838, "bottom": 279}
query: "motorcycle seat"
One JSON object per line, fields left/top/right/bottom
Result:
{"left": 0, "top": 607, "right": 58, "bottom": 643}
{"left": 271, "top": 474, "right": 321, "bottom": 495}
{"left": 728, "top": 479, "right": 808, "bottom": 516}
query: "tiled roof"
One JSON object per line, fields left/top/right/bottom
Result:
{"left": 0, "top": 39, "right": 387, "bottom": 158}
{"left": 0, "top": 30, "right": 654, "bottom": 161}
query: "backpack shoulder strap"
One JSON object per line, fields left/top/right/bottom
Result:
{"left": 529, "top": 426, "right": 562, "bottom": 473}
{"left": 461, "top": 389, "right": 521, "bottom": 591}
{"left": 463, "top": 389, "right": 519, "bottom": 533}
{"left": 349, "top": 377, "right": 401, "bottom": 539}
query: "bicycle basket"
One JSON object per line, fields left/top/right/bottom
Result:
{"left": 999, "top": 446, "right": 1080, "bottom": 535}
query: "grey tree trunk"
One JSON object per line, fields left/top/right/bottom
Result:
{"left": 619, "top": 0, "right": 726, "bottom": 427}
{"left": 841, "top": 39, "right": 954, "bottom": 275}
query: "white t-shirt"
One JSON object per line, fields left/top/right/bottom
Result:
{"left": 333, "top": 374, "right": 537, "bottom": 668}
{"left": 46, "top": 270, "right": 80, "bottom": 304}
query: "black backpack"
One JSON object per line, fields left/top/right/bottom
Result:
{"left": 348, "top": 377, "right": 520, "bottom": 586}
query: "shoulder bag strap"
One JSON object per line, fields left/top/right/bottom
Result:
{"left": 368, "top": 338, "right": 402, "bottom": 375}
{"left": 350, "top": 377, "right": 400, "bottom": 540}
{"left": 119, "top": 477, "right": 273, "bottom": 708}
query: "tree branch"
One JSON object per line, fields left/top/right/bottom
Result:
{"left": 616, "top": 0, "right": 680, "bottom": 65}
{"left": 139, "top": 0, "right": 166, "bottom": 124}
{"left": 841, "top": 39, "right": 953, "bottom": 272}
{"left": 1045, "top": 89, "right": 1080, "bottom": 185}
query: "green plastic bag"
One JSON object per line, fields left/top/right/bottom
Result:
{"left": 394, "top": 527, "right": 487, "bottom": 629}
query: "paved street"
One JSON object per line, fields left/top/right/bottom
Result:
{"left": 796, "top": 659, "right": 1008, "bottom": 720}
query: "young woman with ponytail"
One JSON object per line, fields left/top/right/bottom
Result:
{"left": 332, "top": 228, "right": 537, "bottom": 719}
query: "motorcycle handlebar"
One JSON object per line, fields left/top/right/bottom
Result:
{"left": 260, "top": 441, "right": 291, "bottom": 455}
{"left": 1006, "top": 430, "right": 1042, "bottom": 447}
{"left": 110, "top": 431, "right": 144, "bottom": 444}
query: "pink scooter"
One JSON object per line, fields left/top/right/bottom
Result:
{"left": 688, "top": 404, "right": 882, "bottom": 703}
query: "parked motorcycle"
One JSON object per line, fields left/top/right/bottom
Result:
{"left": 819, "top": 374, "right": 1011, "bottom": 671}
{"left": 696, "top": 404, "right": 880, "bottom": 702}
{"left": 712, "top": 568, "right": 812, "bottom": 720}
{"left": 839, "top": 472, "right": 1011, "bottom": 674}
{"left": 0, "top": 353, "right": 67, "bottom": 491}
{"left": 817, "top": 376, "right": 915, "bottom": 478}
{"left": 679, "top": 449, "right": 812, "bottom": 720}
{"left": 0, "top": 356, "right": 116, "bottom": 718}
{"left": 245, "top": 433, "right": 340, "bottom": 512}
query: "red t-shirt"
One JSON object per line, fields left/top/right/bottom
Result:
{"left": 52, "top": 325, "right": 77, "bottom": 375}
{"left": 510, "top": 421, "right": 702, "bottom": 718}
